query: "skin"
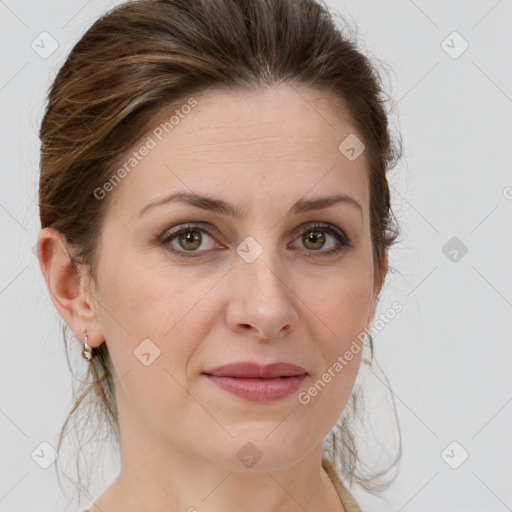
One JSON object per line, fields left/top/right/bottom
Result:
{"left": 38, "top": 84, "right": 387, "bottom": 512}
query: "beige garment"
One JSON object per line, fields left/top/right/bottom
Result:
{"left": 323, "top": 457, "right": 363, "bottom": 512}
{"left": 80, "top": 460, "right": 362, "bottom": 512}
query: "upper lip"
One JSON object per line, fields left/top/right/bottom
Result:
{"left": 203, "top": 362, "right": 307, "bottom": 378}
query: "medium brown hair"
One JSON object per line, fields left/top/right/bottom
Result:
{"left": 39, "top": 0, "right": 402, "bottom": 499}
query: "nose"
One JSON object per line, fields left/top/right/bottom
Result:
{"left": 224, "top": 249, "right": 298, "bottom": 340}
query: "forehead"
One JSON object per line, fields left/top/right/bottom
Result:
{"left": 105, "top": 84, "right": 369, "bottom": 221}
{"left": 163, "top": 84, "right": 359, "bottom": 156}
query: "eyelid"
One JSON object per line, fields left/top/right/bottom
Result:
{"left": 291, "top": 221, "right": 349, "bottom": 243}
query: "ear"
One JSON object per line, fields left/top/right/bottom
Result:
{"left": 366, "top": 249, "right": 389, "bottom": 331}
{"left": 37, "top": 227, "right": 103, "bottom": 348}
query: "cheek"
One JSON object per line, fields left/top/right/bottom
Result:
{"left": 297, "top": 274, "right": 372, "bottom": 405}
{"left": 102, "top": 261, "right": 224, "bottom": 369}
{"left": 95, "top": 262, "right": 219, "bottom": 418}
{"left": 295, "top": 277, "right": 370, "bottom": 430}
{"left": 302, "top": 271, "right": 374, "bottom": 347}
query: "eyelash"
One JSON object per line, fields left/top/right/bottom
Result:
{"left": 160, "top": 222, "right": 351, "bottom": 259}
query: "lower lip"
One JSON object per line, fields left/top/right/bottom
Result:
{"left": 204, "top": 374, "right": 307, "bottom": 402}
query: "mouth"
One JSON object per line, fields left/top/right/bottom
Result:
{"left": 202, "top": 362, "right": 308, "bottom": 402}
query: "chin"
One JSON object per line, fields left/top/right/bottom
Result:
{"left": 203, "top": 423, "right": 318, "bottom": 472}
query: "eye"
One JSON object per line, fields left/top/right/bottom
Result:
{"left": 290, "top": 222, "right": 350, "bottom": 257}
{"left": 160, "top": 224, "right": 220, "bottom": 258}
{"left": 160, "top": 222, "right": 351, "bottom": 259}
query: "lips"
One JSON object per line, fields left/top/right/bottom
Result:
{"left": 202, "top": 362, "right": 308, "bottom": 402}
{"left": 203, "top": 362, "right": 307, "bottom": 378}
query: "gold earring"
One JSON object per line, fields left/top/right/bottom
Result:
{"left": 82, "top": 330, "right": 93, "bottom": 362}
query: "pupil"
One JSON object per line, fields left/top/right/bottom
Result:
{"left": 180, "top": 231, "right": 200, "bottom": 249}
{"left": 306, "top": 231, "right": 325, "bottom": 250}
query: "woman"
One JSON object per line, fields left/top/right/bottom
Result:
{"left": 36, "top": 0, "right": 401, "bottom": 510}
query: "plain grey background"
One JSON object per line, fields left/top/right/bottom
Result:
{"left": 1, "top": 0, "right": 511, "bottom": 511}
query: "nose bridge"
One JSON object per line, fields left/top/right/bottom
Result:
{"left": 237, "top": 234, "right": 289, "bottom": 302}
{"left": 226, "top": 233, "right": 297, "bottom": 338}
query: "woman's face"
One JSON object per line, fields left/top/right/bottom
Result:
{"left": 85, "top": 84, "right": 383, "bottom": 470}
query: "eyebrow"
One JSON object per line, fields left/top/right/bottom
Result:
{"left": 138, "top": 191, "right": 363, "bottom": 219}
